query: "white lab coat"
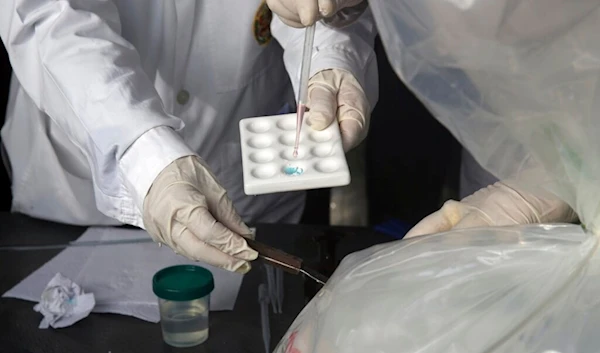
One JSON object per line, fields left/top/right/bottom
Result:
{"left": 0, "top": 1, "right": 378, "bottom": 227}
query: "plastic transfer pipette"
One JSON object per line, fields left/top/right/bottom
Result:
{"left": 293, "top": 24, "right": 316, "bottom": 158}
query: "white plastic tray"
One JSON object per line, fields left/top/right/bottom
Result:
{"left": 239, "top": 113, "right": 350, "bottom": 195}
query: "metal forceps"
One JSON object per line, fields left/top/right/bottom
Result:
{"left": 246, "top": 238, "right": 329, "bottom": 286}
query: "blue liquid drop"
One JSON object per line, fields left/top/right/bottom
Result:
{"left": 284, "top": 166, "right": 304, "bottom": 176}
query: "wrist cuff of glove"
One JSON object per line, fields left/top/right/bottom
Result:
{"left": 119, "top": 126, "right": 197, "bottom": 227}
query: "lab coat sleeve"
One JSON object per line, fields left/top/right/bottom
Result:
{"left": 271, "top": 7, "right": 379, "bottom": 111}
{"left": 0, "top": 0, "right": 196, "bottom": 227}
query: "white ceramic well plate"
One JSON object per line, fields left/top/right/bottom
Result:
{"left": 239, "top": 113, "right": 350, "bottom": 195}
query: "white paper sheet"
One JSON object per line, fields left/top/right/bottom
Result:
{"left": 3, "top": 227, "right": 245, "bottom": 322}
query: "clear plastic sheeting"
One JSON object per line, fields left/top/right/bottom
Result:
{"left": 368, "top": 0, "right": 600, "bottom": 233}
{"left": 275, "top": 1, "right": 600, "bottom": 352}
{"left": 275, "top": 225, "right": 600, "bottom": 353}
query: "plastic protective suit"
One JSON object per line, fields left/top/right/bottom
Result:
{"left": 274, "top": 1, "right": 600, "bottom": 352}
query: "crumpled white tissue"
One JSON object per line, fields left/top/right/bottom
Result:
{"left": 33, "top": 273, "right": 95, "bottom": 329}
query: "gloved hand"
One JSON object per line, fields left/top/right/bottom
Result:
{"left": 142, "top": 156, "right": 258, "bottom": 273}
{"left": 308, "top": 69, "right": 370, "bottom": 152}
{"left": 404, "top": 180, "right": 579, "bottom": 239}
{"left": 267, "top": 0, "right": 364, "bottom": 27}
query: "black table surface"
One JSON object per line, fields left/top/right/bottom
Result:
{"left": 0, "top": 213, "right": 394, "bottom": 353}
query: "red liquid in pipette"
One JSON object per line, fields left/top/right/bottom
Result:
{"left": 293, "top": 103, "right": 306, "bottom": 158}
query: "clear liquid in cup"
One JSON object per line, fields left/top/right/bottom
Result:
{"left": 160, "top": 301, "right": 209, "bottom": 347}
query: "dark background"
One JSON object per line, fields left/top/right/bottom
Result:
{"left": 0, "top": 37, "right": 461, "bottom": 227}
{"left": 0, "top": 45, "right": 11, "bottom": 212}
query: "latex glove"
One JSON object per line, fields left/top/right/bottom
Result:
{"left": 404, "top": 181, "right": 579, "bottom": 239}
{"left": 307, "top": 69, "right": 370, "bottom": 152}
{"left": 267, "top": 0, "right": 364, "bottom": 27}
{"left": 142, "top": 156, "right": 258, "bottom": 273}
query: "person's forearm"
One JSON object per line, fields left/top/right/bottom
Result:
{"left": 1, "top": 0, "right": 191, "bottom": 225}
{"left": 271, "top": 7, "right": 379, "bottom": 110}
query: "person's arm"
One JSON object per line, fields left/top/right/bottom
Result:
{"left": 271, "top": 7, "right": 379, "bottom": 150}
{"left": 271, "top": 8, "right": 378, "bottom": 111}
{"left": 0, "top": 0, "right": 195, "bottom": 226}
{"left": 404, "top": 180, "right": 579, "bottom": 239}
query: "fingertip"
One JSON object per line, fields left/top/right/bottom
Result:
{"left": 300, "top": 17, "right": 316, "bottom": 27}
{"left": 318, "top": 0, "right": 336, "bottom": 17}
{"left": 307, "top": 113, "right": 331, "bottom": 131}
{"left": 403, "top": 211, "right": 449, "bottom": 239}
{"left": 175, "top": 228, "right": 253, "bottom": 272}
{"left": 403, "top": 230, "right": 424, "bottom": 239}
{"left": 233, "top": 234, "right": 259, "bottom": 261}
{"left": 234, "top": 221, "right": 253, "bottom": 238}
{"left": 267, "top": 0, "right": 305, "bottom": 28}
{"left": 341, "top": 139, "right": 352, "bottom": 153}
{"left": 234, "top": 261, "right": 252, "bottom": 275}
{"left": 298, "top": 4, "right": 319, "bottom": 26}
{"left": 300, "top": 13, "right": 319, "bottom": 27}
{"left": 240, "top": 246, "right": 259, "bottom": 261}
{"left": 339, "top": 118, "right": 362, "bottom": 152}
{"left": 281, "top": 17, "right": 305, "bottom": 28}
{"left": 242, "top": 227, "right": 256, "bottom": 240}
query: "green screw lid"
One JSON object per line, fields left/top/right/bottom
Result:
{"left": 153, "top": 265, "right": 215, "bottom": 301}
